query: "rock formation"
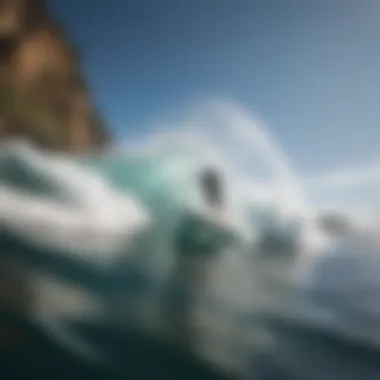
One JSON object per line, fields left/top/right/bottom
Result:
{"left": 318, "top": 213, "right": 352, "bottom": 237}
{"left": 0, "top": 0, "right": 110, "bottom": 152}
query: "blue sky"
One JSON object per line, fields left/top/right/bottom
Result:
{"left": 49, "top": 0, "right": 380, "bottom": 214}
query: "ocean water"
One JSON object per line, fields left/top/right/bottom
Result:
{"left": 2, "top": 100, "right": 378, "bottom": 379}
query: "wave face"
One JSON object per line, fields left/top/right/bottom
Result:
{"left": 124, "top": 98, "right": 326, "bottom": 251}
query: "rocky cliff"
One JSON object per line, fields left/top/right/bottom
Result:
{"left": 0, "top": 0, "right": 110, "bottom": 152}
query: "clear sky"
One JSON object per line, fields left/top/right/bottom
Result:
{"left": 49, "top": 0, "right": 380, "bottom": 215}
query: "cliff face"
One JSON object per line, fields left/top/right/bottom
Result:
{"left": 0, "top": 0, "right": 110, "bottom": 152}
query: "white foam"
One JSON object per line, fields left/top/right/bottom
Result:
{"left": 0, "top": 139, "right": 151, "bottom": 265}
